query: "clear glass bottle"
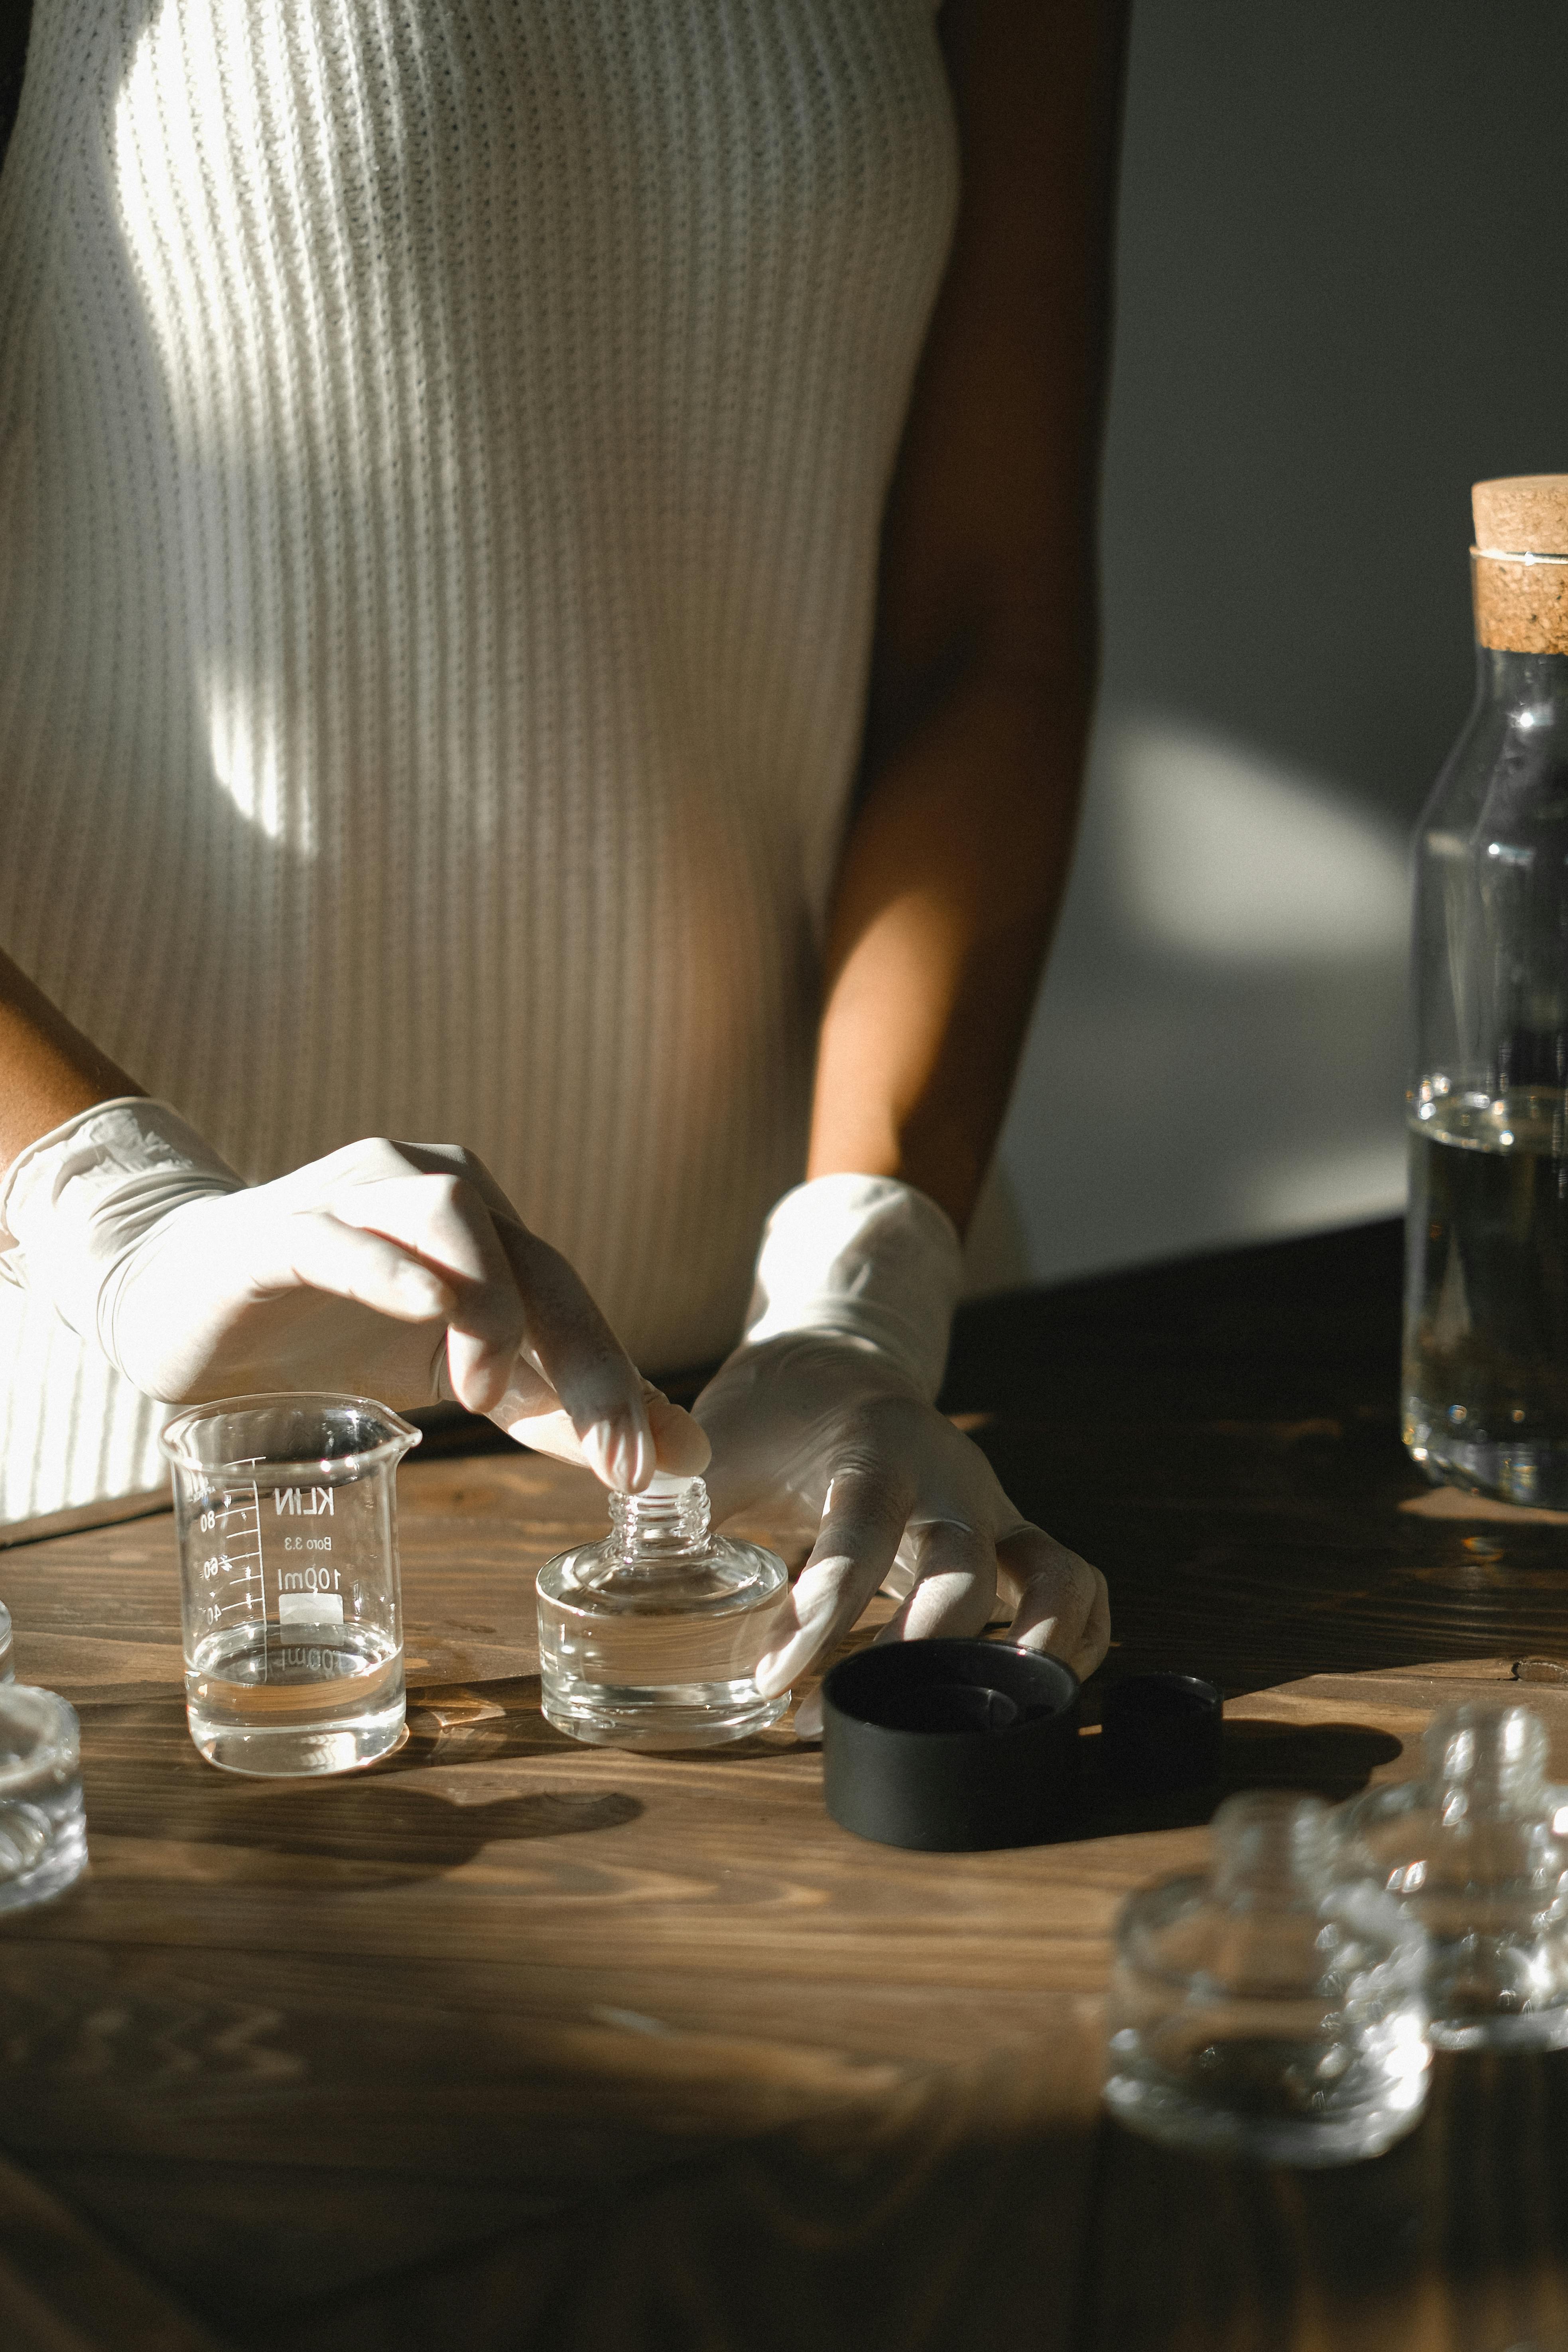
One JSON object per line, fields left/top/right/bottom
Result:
{"left": 1405, "top": 475, "right": 1568, "bottom": 1503}
{"left": 1103, "top": 1791, "right": 1430, "bottom": 2165}
{"left": 0, "top": 1685, "right": 87, "bottom": 1913}
{"left": 536, "top": 1473, "right": 790, "bottom": 1749}
{"left": 1336, "top": 1701, "right": 1568, "bottom": 2051}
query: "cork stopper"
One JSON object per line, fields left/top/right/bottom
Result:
{"left": 1473, "top": 476, "right": 1568, "bottom": 556}
{"left": 1471, "top": 475, "right": 1568, "bottom": 654}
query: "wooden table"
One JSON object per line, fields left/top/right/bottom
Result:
{"left": 4, "top": 1217, "right": 1568, "bottom": 2351}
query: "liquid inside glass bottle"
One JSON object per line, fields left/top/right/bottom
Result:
{"left": 1405, "top": 475, "right": 1568, "bottom": 1503}
{"left": 536, "top": 1474, "right": 790, "bottom": 1748}
{"left": 1337, "top": 1702, "right": 1568, "bottom": 2051}
{"left": 1104, "top": 1791, "right": 1430, "bottom": 2165}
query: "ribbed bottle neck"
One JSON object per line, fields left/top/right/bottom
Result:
{"left": 609, "top": 1477, "right": 711, "bottom": 1563}
{"left": 1212, "top": 1792, "right": 1331, "bottom": 1903}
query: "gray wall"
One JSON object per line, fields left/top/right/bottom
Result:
{"left": 965, "top": 0, "right": 1568, "bottom": 1294}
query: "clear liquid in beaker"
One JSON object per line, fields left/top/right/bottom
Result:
{"left": 187, "top": 1619, "right": 403, "bottom": 1776}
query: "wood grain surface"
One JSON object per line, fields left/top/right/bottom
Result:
{"left": 2, "top": 1219, "right": 1567, "bottom": 2350}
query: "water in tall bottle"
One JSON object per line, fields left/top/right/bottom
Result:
{"left": 1405, "top": 476, "right": 1568, "bottom": 1505}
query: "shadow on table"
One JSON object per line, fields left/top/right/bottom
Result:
{"left": 128, "top": 1684, "right": 1400, "bottom": 1873}
{"left": 174, "top": 1779, "right": 643, "bottom": 1878}
{"left": 1217, "top": 1714, "right": 1404, "bottom": 1793}
{"left": 103, "top": 1673, "right": 801, "bottom": 1887}
{"left": 1047, "top": 1716, "right": 1404, "bottom": 1844}
{"left": 391, "top": 1678, "right": 1400, "bottom": 1847}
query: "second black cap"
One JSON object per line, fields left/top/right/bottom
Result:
{"left": 1099, "top": 1673, "right": 1223, "bottom": 1796}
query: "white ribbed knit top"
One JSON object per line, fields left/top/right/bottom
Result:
{"left": 0, "top": 0, "right": 957, "bottom": 1531}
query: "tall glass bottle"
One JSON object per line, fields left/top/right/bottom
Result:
{"left": 1405, "top": 475, "right": 1568, "bottom": 1504}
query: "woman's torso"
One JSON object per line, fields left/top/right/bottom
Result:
{"left": 0, "top": 0, "right": 957, "bottom": 1526}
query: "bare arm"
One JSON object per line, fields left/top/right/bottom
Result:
{"left": 0, "top": 948, "right": 142, "bottom": 1174}
{"left": 806, "top": 0, "right": 1127, "bottom": 1231}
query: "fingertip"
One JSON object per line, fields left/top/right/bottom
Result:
{"left": 445, "top": 1336, "right": 513, "bottom": 1417}
{"left": 623, "top": 1425, "right": 655, "bottom": 1493}
{"left": 648, "top": 1394, "right": 711, "bottom": 1477}
{"left": 752, "top": 1578, "right": 843, "bottom": 1696}
{"left": 1008, "top": 1621, "right": 1058, "bottom": 1660}
{"left": 578, "top": 1416, "right": 654, "bottom": 1492}
{"left": 753, "top": 1649, "right": 792, "bottom": 1700}
{"left": 580, "top": 1420, "right": 620, "bottom": 1489}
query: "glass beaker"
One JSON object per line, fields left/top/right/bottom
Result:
{"left": 160, "top": 1393, "right": 420, "bottom": 1776}
{"left": 0, "top": 1685, "right": 87, "bottom": 1911}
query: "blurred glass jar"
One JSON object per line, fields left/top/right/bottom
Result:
{"left": 1405, "top": 475, "right": 1568, "bottom": 1504}
{"left": 1337, "top": 1700, "right": 1568, "bottom": 2051}
{"left": 1104, "top": 1791, "right": 1430, "bottom": 2165}
{"left": 0, "top": 1685, "right": 87, "bottom": 1912}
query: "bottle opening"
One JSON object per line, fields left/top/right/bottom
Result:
{"left": 609, "top": 1475, "right": 711, "bottom": 1559}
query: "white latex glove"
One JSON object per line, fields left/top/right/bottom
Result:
{"left": 0, "top": 1099, "right": 707, "bottom": 1490}
{"left": 695, "top": 1175, "right": 1109, "bottom": 1737}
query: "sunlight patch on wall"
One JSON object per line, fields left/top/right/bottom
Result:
{"left": 1241, "top": 1139, "right": 1407, "bottom": 1234}
{"left": 971, "top": 709, "right": 1412, "bottom": 1293}
{"left": 1112, "top": 719, "right": 1409, "bottom": 963}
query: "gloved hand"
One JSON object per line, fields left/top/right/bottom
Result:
{"left": 0, "top": 1099, "right": 706, "bottom": 1490}
{"left": 695, "top": 1176, "right": 1109, "bottom": 1736}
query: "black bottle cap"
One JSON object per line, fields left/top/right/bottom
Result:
{"left": 1099, "top": 1674, "right": 1223, "bottom": 1796}
{"left": 820, "top": 1639, "right": 1081, "bottom": 1852}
